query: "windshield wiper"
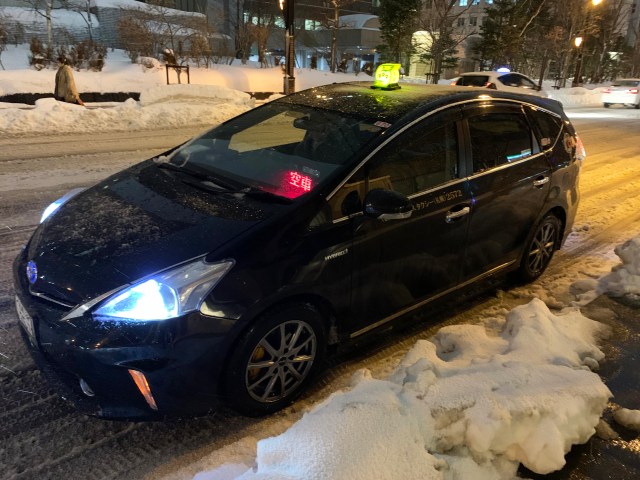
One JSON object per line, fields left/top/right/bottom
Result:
{"left": 178, "top": 176, "right": 291, "bottom": 204}
{"left": 156, "top": 161, "right": 240, "bottom": 191}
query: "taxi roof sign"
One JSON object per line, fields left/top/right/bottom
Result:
{"left": 372, "top": 63, "right": 401, "bottom": 90}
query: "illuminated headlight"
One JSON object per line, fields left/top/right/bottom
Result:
{"left": 40, "top": 188, "right": 86, "bottom": 223}
{"left": 90, "top": 259, "right": 234, "bottom": 322}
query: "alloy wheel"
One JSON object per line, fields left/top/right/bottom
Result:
{"left": 245, "top": 320, "right": 317, "bottom": 403}
{"left": 526, "top": 222, "right": 557, "bottom": 275}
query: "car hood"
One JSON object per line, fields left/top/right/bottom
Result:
{"left": 27, "top": 161, "right": 275, "bottom": 305}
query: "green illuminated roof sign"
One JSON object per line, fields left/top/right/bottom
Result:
{"left": 372, "top": 63, "right": 401, "bottom": 90}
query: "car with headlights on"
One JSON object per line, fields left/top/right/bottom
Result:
{"left": 453, "top": 71, "right": 547, "bottom": 97}
{"left": 14, "top": 81, "right": 584, "bottom": 419}
{"left": 601, "top": 79, "right": 640, "bottom": 108}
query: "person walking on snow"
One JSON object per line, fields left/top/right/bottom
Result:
{"left": 54, "top": 59, "right": 85, "bottom": 106}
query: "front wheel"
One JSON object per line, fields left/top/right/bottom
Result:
{"left": 224, "top": 303, "right": 326, "bottom": 416}
{"left": 603, "top": 103, "right": 610, "bottom": 108}
{"left": 516, "top": 214, "right": 561, "bottom": 283}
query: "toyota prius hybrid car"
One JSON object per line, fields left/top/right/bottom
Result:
{"left": 14, "top": 81, "right": 584, "bottom": 419}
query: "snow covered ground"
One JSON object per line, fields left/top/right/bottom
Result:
{"left": 2, "top": 43, "right": 640, "bottom": 479}
{"left": 0, "top": 44, "right": 617, "bottom": 137}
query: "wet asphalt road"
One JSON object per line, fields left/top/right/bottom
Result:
{"left": 521, "top": 295, "right": 640, "bottom": 480}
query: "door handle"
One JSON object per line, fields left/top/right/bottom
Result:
{"left": 446, "top": 206, "right": 470, "bottom": 223}
{"left": 533, "top": 176, "right": 549, "bottom": 188}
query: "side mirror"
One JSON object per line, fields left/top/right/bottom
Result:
{"left": 363, "top": 189, "right": 412, "bottom": 222}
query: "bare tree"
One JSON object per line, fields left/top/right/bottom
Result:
{"left": 67, "top": 0, "right": 94, "bottom": 40}
{"left": 416, "top": 0, "right": 474, "bottom": 84}
{"left": 117, "top": 16, "right": 154, "bottom": 63}
{"left": 118, "top": 1, "right": 209, "bottom": 81}
{"left": 0, "top": 14, "right": 7, "bottom": 70}
{"left": 244, "top": 2, "right": 277, "bottom": 67}
{"left": 231, "top": 0, "right": 254, "bottom": 64}
{"left": 591, "top": 0, "right": 630, "bottom": 82}
{"left": 20, "top": 0, "right": 75, "bottom": 46}
{"left": 319, "top": 0, "right": 355, "bottom": 73}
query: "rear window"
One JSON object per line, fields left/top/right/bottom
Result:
{"left": 456, "top": 75, "right": 490, "bottom": 87}
{"left": 527, "top": 108, "right": 563, "bottom": 150}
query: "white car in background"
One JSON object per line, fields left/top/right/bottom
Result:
{"left": 601, "top": 79, "right": 640, "bottom": 109}
{"left": 452, "top": 70, "right": 547, "bottom": 97}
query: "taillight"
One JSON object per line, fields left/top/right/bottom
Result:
{"left": 451, "top": 80, "right": 458, "bottom": 86}
{"left": 603, "top": 88, "right": 611, "bottom": 93}
{"left": 630, "top": 88, "right": 639, "bottom": 94}
{"left": 484, "top": 82, "right": 497, "bottom": 89}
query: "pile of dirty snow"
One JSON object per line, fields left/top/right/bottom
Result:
{"left": 195, "top": 299, "right": 610, "bottom": 480}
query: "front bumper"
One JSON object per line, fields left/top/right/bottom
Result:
{"left": 13, "top": 250, "right": 239, "bottom": 419}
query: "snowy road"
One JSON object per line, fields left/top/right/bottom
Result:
{"left": 1, "top": 108, "right": 640, "bottom": 480}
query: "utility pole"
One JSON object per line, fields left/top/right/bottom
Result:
{"left": 280, "top": 0, "right": 295, "bottom": 94}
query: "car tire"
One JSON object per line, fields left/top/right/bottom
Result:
{"left": 635, "top": 102, "right": 640, "bottom": 110}
{"left": 603, "top": 103, "right": 610, "bottom": 108}
{"left": 516, "top": 213, "right": 562, "bottom": 283}
{"left": 224, "top": 302, "right": 326, "bottom": 416}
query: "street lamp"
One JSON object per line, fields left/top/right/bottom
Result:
{"left": 279, "top": 0, "right": 295, "bottom": 94}
{"left": 571, "top": 0, "right": 604, "bottom": 87}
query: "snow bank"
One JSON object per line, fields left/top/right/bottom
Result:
{"left": 548, "top": 86, "right": 604, "bottom": 107}
{"left": 0, "top": 87, "right": 254, "bottom": 135}
{"left": 598, "top": 237, "right": 640, "bottom": 302}
{"left": 197, "top": 299, "right": 610, "bottom": 480}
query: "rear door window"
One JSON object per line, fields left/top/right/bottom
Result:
{"left": 467, "top": 110, "right": 538, "bottom": 173}
{"left": 367, "top": 120, "right": 460, "bottom": 196}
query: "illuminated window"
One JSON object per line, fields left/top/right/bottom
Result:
{"left": 459, "top": 0, "right": 468, "bottom": 6}
{"left": 304, "top": 19, "right": 321, "bottom": 30}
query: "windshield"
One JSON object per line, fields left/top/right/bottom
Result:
{"left": 167, "top": 103, "right": 384, "bottom": 200}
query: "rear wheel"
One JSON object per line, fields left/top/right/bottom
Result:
{"left": 603, "top": 103, "right": 611, "bottom": 108}
{"left": 224, "top": 303, "right": 326, "bottom": 416}
{"left": 634, "top": 102, "right": 640, "bottom": 110}
{"left": 516, "top": 214, "right": 561, "bottom": 283}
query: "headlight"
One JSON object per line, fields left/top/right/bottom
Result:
{"left": 77, "top": 259, "right": 234, "bottom": 322}
{"left": 40, "top": 188, "right": 86, "bottom": 223}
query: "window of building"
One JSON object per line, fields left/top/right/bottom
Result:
{"left": 458, "top": 17, "right": 466, "bottom": 27}
{"left": 459, "top": 0, "right": 468, "bottom": 6}
{"left": 469, "top": 16, "right": 477, "bottom": 26}
{"left": 304, "top": 19, "right": 321, "bottom": 30}
{"left": 472, "top": 0, "right": 480, "bottom": 5}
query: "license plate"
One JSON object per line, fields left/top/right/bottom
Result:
{"left": 15, "top": 296, "right": 37, "bottom": 346}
